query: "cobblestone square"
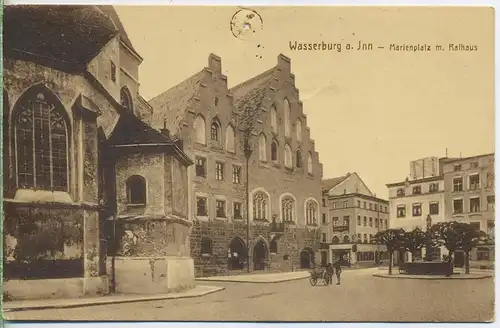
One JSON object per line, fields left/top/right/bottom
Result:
{"left": 5, "top": 269, "right": 494, "bottom": 322}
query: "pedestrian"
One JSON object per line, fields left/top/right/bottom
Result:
{"left": 325, "top": 263, "right": 334, "bottom": 285}
{"left": 333, "top": 260, "right": 342, "bottom": 285}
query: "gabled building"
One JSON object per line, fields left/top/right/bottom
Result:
{"left": 3, "top": 5, "right": 194, "bottom": 300}
{"left": 150, "top": 54, "right": 324, "bottom": 276}
{"left": 321, "top": 173, "right": 389, "bottom": 267}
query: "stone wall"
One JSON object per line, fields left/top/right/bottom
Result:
{"left": 190, "top": 220, "right": 320, "bottom": 277}
{"left": 3, "top": 204, "right": 85, "bottom": 280}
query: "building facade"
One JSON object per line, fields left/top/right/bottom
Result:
{"left": 386, "top": 157, "right": 448, "bottom": 262}
{"left": 442, "top": 153, "right": 495, "bottom": 265}
{"left": 321, "top": 173, "right": 389, "bottom": 267}
{"left": 150, "top": 54, "right": 324, "bottom": 277}
{"left": 3, "top": 5, "right": 194, "bottom": 300}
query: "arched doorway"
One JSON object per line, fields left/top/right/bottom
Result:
{"left": 253, "top": 239, "right": 268, "bottom": 271}
{"left": 228, "top": 237, "right": 247, "bottom": 270}
{"left": 300, "top": 248, "right": 314, "bottom": 269}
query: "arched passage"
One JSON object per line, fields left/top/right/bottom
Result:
{"left": 300, "top": 247, "right": 314, "bottom": 269}
{"left": 253, "top": 239, "right": 268, "bottom": 271}
{"left": 228, "top": 237, "right": 247, "bottom": 270}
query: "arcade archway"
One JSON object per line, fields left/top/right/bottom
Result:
{"left": 300, "top": 247, "right": 314, "bottom": 269}
{"left": 253, "top": 239, "right": 268, "bottom": 271}
{"left": 228, "top": 237, "right": 247, "bottom": 270}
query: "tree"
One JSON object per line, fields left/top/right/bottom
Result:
{"left": 430, "top": 221, "right": 462, "bottom": 264}
{"left": 234, "top": 89, "right": 266, "bottom": 273}
{"left": 457, "top": 223, "right": 488, "bottom": 274}
{"left": 402, "top": 228, "right": 427, "bottom": 262}
{"left": 375, "top": 228, "right": 405, "bottom": 275}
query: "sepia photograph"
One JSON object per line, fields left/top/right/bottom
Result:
{"left": 1, "top": 4, "right": 495, "bottom": 323}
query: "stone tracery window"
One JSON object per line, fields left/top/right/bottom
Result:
{"left": 306, "top": 200, "right": 318, "bottom": 225}
{"left": 253, "top": 191, "right": 269, "bottom": 221}
{"left": 281, "top": 196, "right": 295, "bottom": 222}
{"left": 211, "top": 119, "right": 221, "bottom": 142}
{"left": 14, "top": 86, "right": 69, "bottom": 191}
{"left": 271, "top": 140, "right": 278, "bottom": 161}
{"left": 259, "top": 133, "right": 267, "bottom": 161}
{"left": 296, "top": 119, "right": 302, "bottom": 141}
{"left": 307, "top": 152, "right": 313, "bottom": 174}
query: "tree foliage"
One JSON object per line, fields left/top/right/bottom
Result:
{"left": 375, "top": 228, "right": 406, "bottom": 252}
{"left": 402, "top": 227, "right": 427, "bottom": 255}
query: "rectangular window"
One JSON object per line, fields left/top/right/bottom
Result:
{"left": 385, "top": 206, "right": 388, "bottom": 213}
{"left": 195, "top": 157, "right": 206, "bottom": 177}
{"left": 357, "top": 233, "right": 361, "bottom": 242}
{"left": 215, "top": 162, "right": 224, "bottom": 180}
{"left": 233, "top": 202, "right": 242, "bottom": 219}
{"left": 363, "top": 202, "right": 366, "bottom": 209}
{"left": 375, "top": 218, "right": 379, "bottom": 228}
{"left": 470, "top": 197, "right": 480, "bottom": 213}
{"left": 357, "top": 200, "right": 361, "bottom": 207}
{"left": 453, "top": 164, "right": 462, "bottom": 172}
{"left": 397, "top": 205, "right": 406, "bottom": 218}
{"left": 332, "top": 217, "right": 339, "bottom": 226}
{"left": 384, "top": 219, "right": 388, "bottom": 229}
{"left": 363, "top": 217, "right": 367, "bottom": 226}
{"left": 357, "top": 215, "right": 361, "bottom": 225}
{"left": 429, "top": 202, "right": 439, "bottom": 215}
{"left": 477, "top": 248, "right": 490, "bottom": 261}
{"left": 216, "top": 200, "right": 226, "bottom": 218}
{"left": 374, "top": 204, "right": 378, "bottom": 211}
{"left": 453, "top": 177, "right": 463, "bottom": 192}
{"left": 363, "top": 234, "right": 368, "bottom": 243}
{"left": 429, "top": 183, "right": 439, "bottom": 192}
{"left": 343, "top": 216, "right": 349, "bottom": 226}
{"left": 412, "top": 203, "right": 422, "bottom": 217}
{"left": 322, "top": 199, "right": 326, "bottom": 207}
{"left": 232, "top": 165, "right": 241, "bottom": 184}
{"left": 110, "top": 61, "right": 116, "bottom": 82}
{"left": 369, "top": 203, "right": 372, "bottom": 210}
{"left": 469, "top": 174, "right": 480, "bottom": 190}
{"left": 453, "top": 199, "right": 463, "bottom": 214}
{"left": 369, "top": 217, "right": 373, "bottom": 227}
{"left": 343, "top": 201, "right": 348, "bottom": 208}
{"left": 196, "top": 197, "right": 207, "bottom": 216}
{"left": 412, "top": 186, "right": 422, "bottom": 195}
{"left": 322, "top": 213, "right": 327, "bottom": 224}
{"left": 333, "top": 202, "right": 337, "bottom": 210}
{"left": 322, "top": 233, "right": 327, "bottom": 243}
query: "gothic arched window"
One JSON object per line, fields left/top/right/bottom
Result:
{"left": 211, "top": 119, "right": 221, "bottom": 142}
{"left": 281, "top": 196, "right": 295, "bottom": 222}
{"left": 271, "top": 105, "right": 278, "bottom": 133}
{"left": 296, "top": 119, "right": 302, "bottom": 141}
{"left": 271, "top": 140, "right": 278, "bottom": 161}
{"left": 253, "top": 191, "right": 269, "bottom": 221}
{"left": 284, "top": 99, "right": 291, "bottom": 138}
{"left": 296, "top": 150, "right": 302, "bottom": 168}
{"left": 120, "top": 87, "right": 133, "bottom": 113}
{"left": 14, "top": 85, "right": 69, "bottom": 191}
{"left": 306, "top": 200, "right": 318, "bottom": 225}
{"left": 307, "top": 152, "right": 313, "bottom": 174}
{"left": 259, "top": 133, "right": 267, "bottom": 161}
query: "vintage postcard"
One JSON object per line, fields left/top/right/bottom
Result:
{"left": 2, "top": 4, "right": 495, "bottom": 323}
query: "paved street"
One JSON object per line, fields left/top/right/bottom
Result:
{"left": 5, "top": 269, "right": 494, "bottom": 322}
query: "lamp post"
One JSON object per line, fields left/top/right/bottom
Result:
{"left": 424, "top": 214, "right": 433, "bottom": 261}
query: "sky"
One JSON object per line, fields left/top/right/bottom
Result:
{"left": 115, "top": 6, "right": 495, "bottom": 199}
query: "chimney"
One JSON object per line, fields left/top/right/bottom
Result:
{"left": 160, "top": 119, "right": 170, "bottom": 137}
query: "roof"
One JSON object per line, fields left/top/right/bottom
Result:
{"left": 440, "top": 153, "right": 495, "bottom": 164}
{"left": 385, "top": 175, "right": 444, "bottom": 188}
{"left": 322, "top": 175, "right": 350, "bottom": 191}
{"left": 148, "top": 70, "right": 205, "bottom": 137}
{"left": 107, "top": 111, "right": 173, "bottom": 146}
{"left": 4, "top": 5, "right": 119, "bottom": 70}
{"left": 97, "top": 6, "right": 141, "bottom": 59}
